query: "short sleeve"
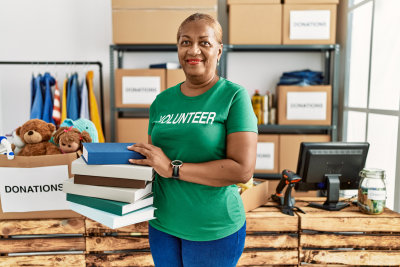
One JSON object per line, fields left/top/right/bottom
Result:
{"left": 148, "top": 100, "right": 157, "bottom": 135}
{"left": 226, "top": 87, "right": 258, "bottom": 135}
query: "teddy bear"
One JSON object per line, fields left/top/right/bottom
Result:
{"left": 16, "top": 119, "right": 61, "bottom": 156}
{"left": 11, "top": 130, "right": 25, "bottom": 155}
{"left": 53, "top": 126, "right": 92, "bottom": 154}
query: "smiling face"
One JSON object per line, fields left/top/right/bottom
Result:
{"left": 59, "top": 137, "right": 80, "bottom": 153}
{"left": 177, "top": 20, "right": 223, "bottom": 83}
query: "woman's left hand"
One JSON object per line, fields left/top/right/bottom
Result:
{"left": 127, "top": 143, "right": 172, "bottom": 178}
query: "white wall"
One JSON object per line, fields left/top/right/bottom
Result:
{"left": 0, "top": 0, "right": 112, "bottom": 136}
{"left": 0, "top": 76, "right": 3, "bottom": 135}
{"left": 0, "top": 0, "right": 324, "bottom": 140}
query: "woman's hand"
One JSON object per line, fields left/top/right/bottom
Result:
{"left": 127, "top": 143, "right": 172, "bottom": 178}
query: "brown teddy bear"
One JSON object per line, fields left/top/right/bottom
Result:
{"left": 16, "top": 119, "right": 61, "bottom": 156}
{"left": 53, "top": 126, "right": 92, "bottom": 154}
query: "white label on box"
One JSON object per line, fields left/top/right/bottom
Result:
{"left": 286, "top": 92, "right": 327, "bottom": 120}
{"left": 368, "top": 189, "right": 386, "bottom": 201}
{"left": 290, "top": 10, "right": 331, "bottom": 40}
{"left": 256, "top": 142, "right": 274, "bottom": 170}
{"left": 122, "top": 76, "right": 161, "bottom": 104}
{"left": 0, "top": 166, "right": 70, "bottom": 212}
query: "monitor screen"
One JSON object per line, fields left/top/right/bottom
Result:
{"left": 295, "top": 142, "right": 369, "bottom": 211}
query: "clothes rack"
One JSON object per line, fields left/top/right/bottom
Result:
{"left": 0, "top": 61, "right": 105, "bottom": 138}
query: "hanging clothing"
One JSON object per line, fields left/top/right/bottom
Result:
{"left": 87, "top": 70, "right": 104, "bottom": 142}
{"left": 67, "top": 73, "right": 80, "bottom": 120}
{"left": 79, "top": 77, "right": 90, "bottom": 120}
{"left": 60, "top": 78, "right": 68, "bottom": 124}
{"left": 30, "top": 74, "right": 44, "bottom": 120}
{"left": 41, "top": 72, "right": 55, "bottom": 124}
{"left": 52, "top": 81, "right": 61, "bottom": 127}
{"left": 30, "top": 74, "right": 35, "bottom": 110}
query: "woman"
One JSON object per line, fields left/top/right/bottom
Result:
{"left": 128, "top": 13, "right": 258, "bottom": 267}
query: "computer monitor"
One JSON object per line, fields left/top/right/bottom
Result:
{"left": 295, "top": 142, "right": 369, "bottom": 211}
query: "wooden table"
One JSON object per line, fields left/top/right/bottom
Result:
{"left": 1, "top": 198, "right": 400, "bottom": 266}
{"left": 297, "top": 199, "right": 400, "bottom": 266}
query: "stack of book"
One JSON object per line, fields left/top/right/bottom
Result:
{"left": 62, "top": 143, "right": 155, "bottom": 229}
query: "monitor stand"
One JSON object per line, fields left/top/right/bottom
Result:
{"left": 308, "top": 174, "right": 350, "bottom": 211}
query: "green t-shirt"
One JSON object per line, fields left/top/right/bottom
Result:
{"left": 148, "top": 77, "right": 258, "bottom": 241}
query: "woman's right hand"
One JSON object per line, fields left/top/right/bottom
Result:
{"left": 127, "top": 143, "right": 173, "bottom": 178}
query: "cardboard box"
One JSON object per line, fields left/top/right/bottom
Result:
{"left": 112, "top": 0, "right": 218, "bottom": 44}
{"left": 167, "top": 69, "right": 186, "bottom": 88}
{"left": 0, "top": 153, "right": 81, "bottom": 219}
{"left": 117, "top": 118, "right": 149, "bottom": 144}
{"left": 279, "top": 134, "right": 331, "bottom": 172}
{"left": 256, "top": 134, "right": 279, "bottom": 173}
{"left": 115, "top": 69, "right": 166, "bottom": 108}
{"left": 283, "top": 0, "right": 338, "bottom": 44}
{"left": 240, "top": 178, "right": 269, "bottom": 212}
{"left": 228, "top": 0, "right": 282, "bottom": 45}
{"left": 277, "top": 85, "right": 332, "bottom": 125}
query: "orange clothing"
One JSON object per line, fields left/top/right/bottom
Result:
{"left": 60, "top": 78, "right": 68, "bottom": 124}
{"left": 87, "top": 70, "right": 105, "bottom": 142}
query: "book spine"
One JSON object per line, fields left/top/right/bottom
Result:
{"left": 68, "top": 202, "right": 115, "bottom": 229}
{"left": 74, "top": 175, "right": 147, "bottom": 189}
{"left": 87, "top": 151, "right": 144, "bottom": 165}
{"left": 67, "top": 193, "right": 124, "bottom": 215}
{"left": 72, "top": 161, "right": 153, "bottom": 180}
{"left": 122, "top": 196, "right": 153, "bottom": 214}
{"left": 62, "top": 181, "right": 136, "bottom": 203}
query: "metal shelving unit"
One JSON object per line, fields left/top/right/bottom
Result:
{"left": 109, "top": 44, "right": 340, "bottom": 145}
{"left": 221, "top": 44, "right": 340, "bottom": 141}
{"left": 109, "top": 44, "right": 223, "bottom": 141}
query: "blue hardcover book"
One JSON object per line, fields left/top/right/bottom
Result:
{"left": 82, "top": 143, "right": 145, "bottom": 165}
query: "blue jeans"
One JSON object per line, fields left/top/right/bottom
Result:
{"left": 149, "top": 221, "right": 246, "bottom": 267}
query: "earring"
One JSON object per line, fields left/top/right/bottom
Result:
{"left": 217, "top": 59, "right": 220, "bottom": 66}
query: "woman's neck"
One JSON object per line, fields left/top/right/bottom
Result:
{"left": 181, "top": 74, "right": 219, "bottom": 97}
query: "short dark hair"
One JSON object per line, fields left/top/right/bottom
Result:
{"left": 177, "top": 13, "right": 223, "bottom": 44}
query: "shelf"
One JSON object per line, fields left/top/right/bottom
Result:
{"left": 111, "top": 44, "right": 178, "bottom": 52}
{"left": 117, "top": 108, "right": 150, "bottom": 118}
{"left": 225, "top": 44, "right": 339, "bottom": 52}
{"left": 111, "top": 44, "right": 339, "bottom": 52}
{"left": 258, "top": 124, "right": 333, "bottom": 135}
{"left": 109, "top": 44, "right": 340, "bottom": 142}
{"left": 253, "top": 173, "right": 281, "bottom": 180}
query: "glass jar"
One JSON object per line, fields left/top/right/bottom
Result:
{"left": 357, "top": 168, "right": 386, "bottom": 215}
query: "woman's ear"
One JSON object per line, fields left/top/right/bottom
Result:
{"left": 217, "top": 43, "right": 223, "bottom": 62}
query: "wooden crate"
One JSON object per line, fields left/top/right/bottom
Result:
{"left": 0, "top": 217, "right": 86, "bottom": 267}
{"left": 3, "top": 199, "right": 400, "bottom": 266}
{"left": 85, "top": 220, "right": 153, "bottom": 267}
{"left": 297, "top": 200, "right": 400, "bottom": 266}
{"left": 239, "top": 204, "right": 299, "bottom": 266}
{"left": 85, "top": 207, "right": 300, "bottom": 267}
{"left": 0, "top": 206, "right": 299, "bottom": 266}
{"left": 0, "top": 217, "right": 152, "bottom": 267}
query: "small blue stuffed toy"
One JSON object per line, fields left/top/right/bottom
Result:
{"left": 60, "top": 118, "right": 99, "bottom": 143}
{"left": 0, "top": 136, "right": 15, "bottom": 160}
